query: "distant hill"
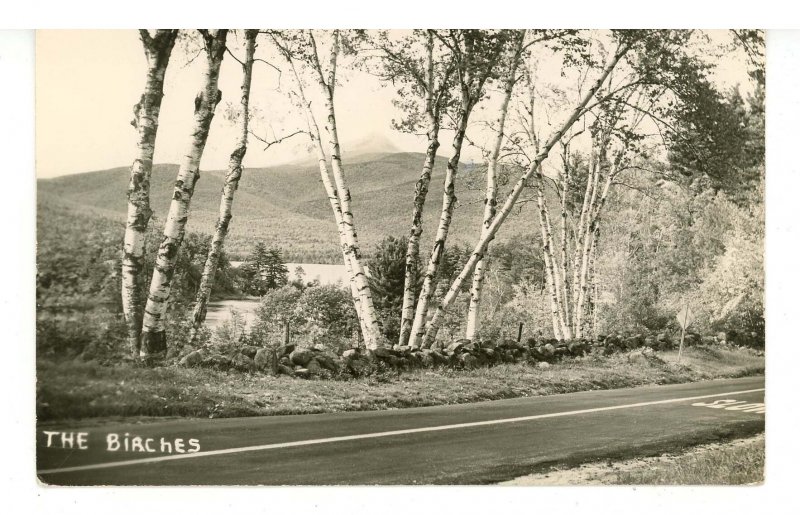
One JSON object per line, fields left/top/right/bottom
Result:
{"left": 37, "top": 152, "right": 542, "bottom": 263}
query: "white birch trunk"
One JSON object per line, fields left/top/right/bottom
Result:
{"left": 281, "top": 42, "right": 370, "bottom": 342}
{"left": 189, "top": 30, "right": 257, "bottom": 344}
{"left": 420, "top": 42, "right": 630, "bottom": 348}
{"left": 574, "top": 164, "right": 618, "bottom": 338}
{"left": 407, "top": 98, "right": 469, "bottom": 349}
{"left": 534, "top": 170, "right": 572, "bottom": 340}
{"left": 121, "top": 29, "right": 178, "bottom": 357}
{"left": 465, "top": 45, "right": 520, "bottom": 340}
{"left": 316, "top": 32, "right": 384, "bottom": 349}
{"left": 140, "top": 30, "right": 228, "bottom": 357}
{"left": 559, "top": 164, "right": 571, "bottom": 329}
{"left": 398, "top": 32, "right": 439, "bottom": 347}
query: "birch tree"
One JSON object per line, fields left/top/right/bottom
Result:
{"left": 189, "top": 29, "right": 258, "bottom": 344}
{"left": 140, "top": 29, "right": 228, "bottom": 358}
{"left": 365, "top": 30, "right": 456, "bottom": 346}
{"left": 464, "top": 32, "right": 526, "bottom": 341}
{"left": 406, "top": 29, "right": 518, "bottom": 349}
{"left": 419, "top": 33, "right": 637, "bottom": 348}
{"left": 269, "top": 30, "right": 385, "bottom": 349}
{"left": 121, "top": 29, "right": 178, "bottom": 357}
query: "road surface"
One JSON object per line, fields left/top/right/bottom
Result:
{"left": 37, "top": 376, "right": 765, "bottom": 485}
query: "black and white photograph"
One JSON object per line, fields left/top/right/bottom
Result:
{"left": 29, "top": 26, "right": 770, "bottom": 488}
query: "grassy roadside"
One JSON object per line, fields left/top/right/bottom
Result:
{"left": 37, "top": 346, "right": 764, "bottom": 424}
{"left": 502, "top": 433, "right": 765, "bottom": 485}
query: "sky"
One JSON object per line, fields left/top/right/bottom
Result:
{"left": 35, "top": 30, "right": 756, "bottom": 179}
{"left": 36, "top": 30, "right": 429, "bottom": 178}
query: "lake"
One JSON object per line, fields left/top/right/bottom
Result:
{"left": 206, "top": 262, "right": 350, "bottom": 331}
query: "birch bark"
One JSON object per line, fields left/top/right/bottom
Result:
{"left": 140, "top": 29, "right": 228, "bottom": 357}
{"left": 313, "top": 31, "right": 384, "bottom": 349}
{"left": 276, "top": 37, "right": 370, "bottom": 342}
{"left": 398, "top": 31, "right": 440, "bottom": 346}
{"left": 420, "top": 42, "right": 631, "bottom": 348}
{"left": 407, "top": 99, "right": 469, "bottom": 349}
{"left": 464, "top": 37, "right": 522, "bottom": 340}
{"left": 189, "top": 30, "right": 258, "bottom": 344}
{"left": 121, "top": 29, "right": 178, "bottom": 357}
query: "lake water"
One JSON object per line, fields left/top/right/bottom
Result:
{"left": 206, "top": 262, "right": 349, "bottom": 331}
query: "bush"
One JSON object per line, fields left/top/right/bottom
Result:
{"left": 36, "top": 310, "right": 128, "bottom": 361}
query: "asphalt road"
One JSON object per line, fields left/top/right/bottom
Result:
{"left": 37, "top": 376, "right": 765, "bottom": 485}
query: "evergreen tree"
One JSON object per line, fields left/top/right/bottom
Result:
{"left": 240, "top": 242, "right": 288, "bottom": 296}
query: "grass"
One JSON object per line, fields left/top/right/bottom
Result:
{"left": 502, "top": 433, "right": 765, "bottom": 485}
{"left": 36, "top": 345, "right": 764, "bottom": 424}
{"left": 612, "top": 434, "right": 765, "bottom": 485}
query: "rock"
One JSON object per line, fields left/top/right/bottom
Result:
{"left": 180, "top": 349, "right": 205, "bottom": 367}
{"left": 277, "top": 364, "right": 295, "bottom": 377}
{"left": 294, "top": 368, "right": 310, "bottom": 378}
{"left": 314, "top": 353, "right": 340, "bottom": 372}
{"left": 289, "top": 348, "right": 315, "bottom": 367}
{"left": 627, "top": 351, "right": 647, "bottom": 364}
{"left": 396, "top": 345, "right": 411, "bottom": 354}
{"left": 537, "top": 361, "right": 550, "bottom": 369}
{"left": 446, "top": 340, "right": 468, "bottom": 355}
{"left": 717, "top": 331, "right": 728, "bottom": 343}
{"left": 306, "top": 358, "right": 324, "bottom": 376}
{"left": 346, "top": 357, "right": 375, "bottom": 377}
{"left": 542, "top": 343, "right": 556, "bottom": 357}
{"left": 279, "top": 355, "right": 291, "bottom": 366}
{"left": 201, "top": 354, "right": 231, "bottom": 370}
{"left": 232, "top": 353, "right": 256, "bottom": 372}
{"left": 310, "top": 344, "right": 326, "bottom": 353}
{"left": 372, "top": 347, "right": 397, "bottom": 359}
{"left": 458, "top": 353, "right": 479, "bottom": 369}
{"left": 642, "top": 347, "right": 656, "bottom": 358}
{"left": 419, "top": 351, "right": 435, "bottom": 368}
{"left": 240, "top": 345, "right": 258, "bottom": 359}
{"left": 481, "top": 348, "right": 496, "bottom": 360}
{"left": 421, "top": 349, "right": 447, "bottom": 366}
{"left": 342, "top": 349, "right": 359, "bottom": 359}
{"left": 277, "top": 343, "right": 296, "bottom": 357}
{"left": 254, "top": 348, "right": 278, "bottom": 375}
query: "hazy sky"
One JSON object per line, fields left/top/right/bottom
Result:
{"left": 36, "top": 30, "right": 427, "bottom": 178}
{"left": 35, "top": 30, "right": 754, "bottom": 178}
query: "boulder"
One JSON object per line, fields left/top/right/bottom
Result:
{"left": 277, "top": 343, "right": 296, "bottom": 357}
{"left": 717, "top": 331, "right": 728, "bottom": 343}
{"left": 240, "top": 345, "right": 259, "bottom": 359}
{"left": 180, "top": 349, "right": 205, "bottom": 368}
{"left": 352, "top": 358, "right": 377, "bottom": 377}
{"left": 279, "top": 355, "right": 291, "bottom": 366}
{"left": 458, "top": 353, "right": 479, "bottom": 369}
{"left": 306, "top": 358, "right": 324, "bottom": 376}
{"left": 201, "top": 354, "right": 231, "bottom": 370}
{"left": 314, "top": 353, "right": 341, "bottom": 372}
{"left": 289, "top": 348, "right": 315, "bottom": 367}
{"left": 342, "top": 348, "right": 359, "bottom": 359}
{"left": 542, "top": 343, "right": 556, "bottom": 357}
{"left": 446, "top": 340, "right": 468, "bottom": 355}
{"left": 537, "top": 361, "right": 550, "bottom": 369}
{"left": 254, "top": 348, "right": 278, "bottom": 375}
{"left": 372, "top": 347, "right": 397, "bottom": 359}
{"left": 232, "top": 353, "right": 256, "bottom": 372}
{"left": 294, "top": 368, "right": 310, "bottom": 379}
{"left": 277, "top": 364, "right": 295, "bottom": 377}
{"left": 418, "top": 351, "right": 435, "bottom": 368}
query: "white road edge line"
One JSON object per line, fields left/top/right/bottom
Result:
{"left": 38, "top": 387, "right": 765, "bottom": 475}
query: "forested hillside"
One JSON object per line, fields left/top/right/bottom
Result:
{"left": 38, "top": 151, "right": 538, "bottom": 262}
